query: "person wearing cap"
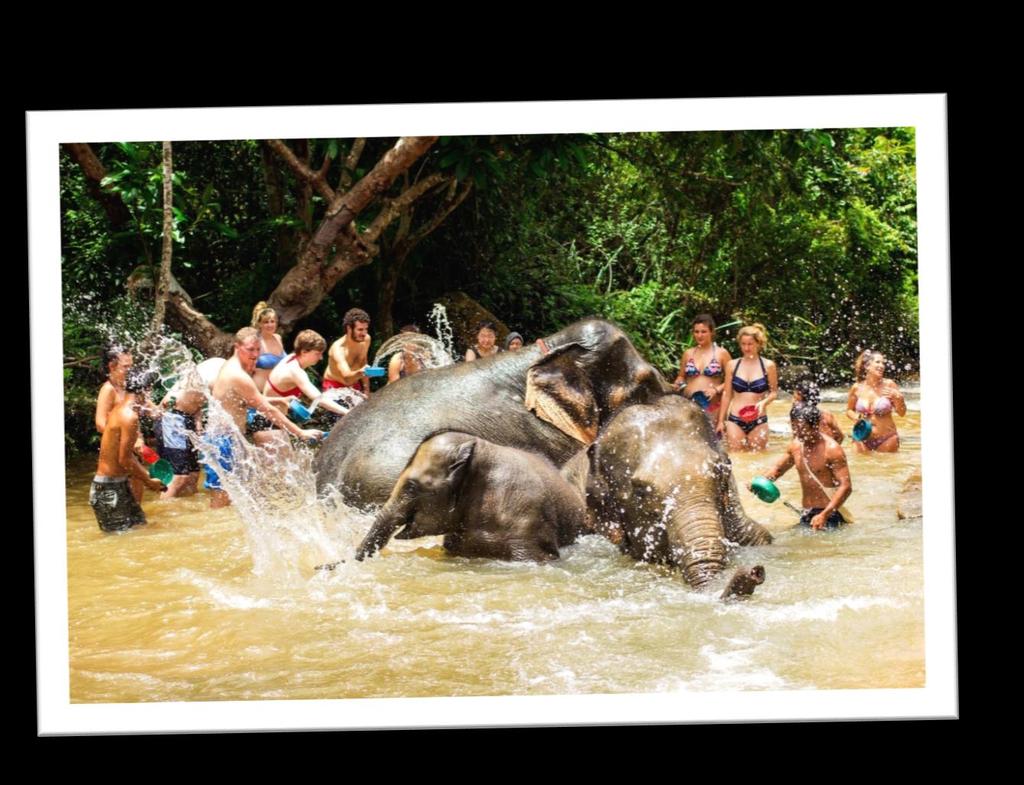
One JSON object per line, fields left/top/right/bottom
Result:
{"left": 504, "top": 331, "right": 524, "bottom": 351}
{"left": 89, "top": 369, "right": 166, "bottom": 532}
{"left": 754, "top": 404, "right": 852, "bottom": 530}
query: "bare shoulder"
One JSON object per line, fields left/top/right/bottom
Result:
{"left": 825, "top": 439, "right": 848, "bottom": 463}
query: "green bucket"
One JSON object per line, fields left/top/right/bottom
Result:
{"left": 750, "top": 475, "right": 780, "bottom": 503}
{"left": 149, "top": 458, "right": 174, "bottom": 486}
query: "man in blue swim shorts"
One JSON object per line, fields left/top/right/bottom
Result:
{"left": 206, "top": 327, "right": 323, "bottom": 509}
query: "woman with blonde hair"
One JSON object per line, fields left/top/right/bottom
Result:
{"left": 716, "top": 323, "right": 778, "bottom": 451}
{"left": 251, "top": 301, "right": 286, "bottom": 391}
{"left": 845, "top": 350, "right": 906, "bottom": 453}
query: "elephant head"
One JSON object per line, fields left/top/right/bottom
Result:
{"left": 525, "top": 318, "right": 674, "bottom": 445}
{"left": 577, "top": 395, "right": 771, "bottom": 591}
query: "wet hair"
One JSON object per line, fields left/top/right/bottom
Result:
{"left": 125, "top": 369, "right": 160, "bottom": 394}
{"left": 504, "top": 331, "right": 524, "bottom": 350}
{"left": 736, "top": 323, "right": 768, "bottom": 352}
{"left": 855, "top": 350, "right": 886, "bottom": 381}
{"left": 293, "top": 329, "right": 327, "bottom": 354}
{"left": 789, "top": 402, "right": 822, "bottom": 428}
{"left": 251, "top": 301, "right": 278, "bottom": 328}
{"left": 102, "top": 343, "right": 131, "bottom": 373}
{"left": 235, "top": 326, "right": 259, "bottom": 345}
{"left": 691, "top": 313, "right": 717, "bottom": 333}
{"left": 343, "top": 308, "right": 371, "bottom": 331}
{"left": 794, "top": 376, "right": 820, "bottom": 405}
{"left": 476, "top": 321, "right": 497, "bottom": 335}
{"left": 399, "top": 324, "right": 421, "bottom": 333}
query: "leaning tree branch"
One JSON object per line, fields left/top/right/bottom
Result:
{"left": 265, "top": 139, "right": 337, "bottom": 203}
{"left": 338, "top": 138, "right": 366, "bottom": 191}
{"left": 395, "top": 179, "right": 473, "bottom": 257}
{"left": 361, "top": 172, "right": 448, "bottom": 244}
{"left": 63, "top": 143, "right": 133, "bottom": 227}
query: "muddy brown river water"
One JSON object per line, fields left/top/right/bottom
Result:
{"left": 65, "top": 398, "right": 924, "bottom": 703}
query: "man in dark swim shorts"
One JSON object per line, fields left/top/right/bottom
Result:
{"left": 90, "top": 370, "right": 166, "bottom": 532}
{"left": 753, "top": 404, "right": 853, "bottom": 531}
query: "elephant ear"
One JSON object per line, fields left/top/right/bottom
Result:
{"left": 446, "top": 438, "right": 476, "bottom": 490}
{"left": 525, "top": 343, "right": 599, "bottom": 444}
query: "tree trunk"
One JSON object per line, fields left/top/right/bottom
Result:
{"left": 265, "top": 136, "right": 438, "bottom": 332}
{"left": 63, "top": 143, "right": 132, "bottom": 228}
{"left": 260, "top": 143, "right": 294, "bottom": 271}
{"left": 376, "top": 250, "right": 408, "bottom": 338}
{"left": 152, "top": 141, "right": 174, "bottom": 333}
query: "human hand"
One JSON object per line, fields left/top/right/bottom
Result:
{"left": 811, "top": 512, "right": 827, "bottom": 530}
{"left": 146, "top": 476, "right": 166, "bottom": 492}
{"left": 301, "top": 428, "right": 325, "bottom": 444}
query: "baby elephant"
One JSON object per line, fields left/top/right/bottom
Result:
{"left": 354, "top": 432, "right": 586, "bottom": 562}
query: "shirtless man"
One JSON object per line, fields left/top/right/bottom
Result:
{"left": 89, "top": 369, "right": 166, "bottom": 532}
{"left": 205, "top": 327, "right": 322, "bottom": 509}
{"left": 323, "top": 308, "right": 372, "bottom": 397}
{"left": 792, "top": 377, "right": 844, "bottom": 444}
{"left": 756, "top": 404, "right": 853, "bottom": 530}
{"left": 95, "top": 344, "right": 153, "bottom": 502}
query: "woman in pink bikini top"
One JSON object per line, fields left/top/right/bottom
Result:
{"left": 845, "top": 350, "right": 907, "bottom": 453}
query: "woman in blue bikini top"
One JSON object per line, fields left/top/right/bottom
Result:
{"left": 673, "top": 314, "right": 732, "bottom": 416}
{"left": 716, "top": 323, "right": 778, "bottom": 452}
{"left": 251, "top": 301, "right": 286, "bottom": 392}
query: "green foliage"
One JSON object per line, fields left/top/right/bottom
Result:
{"left": 61, "top": 129, "right": 919, "bottom": 455}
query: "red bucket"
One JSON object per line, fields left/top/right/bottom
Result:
{"left": 738, "top": 405, "right": 759, "bottom": 423}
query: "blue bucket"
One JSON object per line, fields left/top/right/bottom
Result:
{"left": 852, "top": 418, "right": 873, "bottom": 442}
{"left": 288, "top": 399, "right": 312, "bottom": 423}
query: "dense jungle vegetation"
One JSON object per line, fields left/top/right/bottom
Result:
{"left": 61, "top": 128, "right": 918, "bottom": 455}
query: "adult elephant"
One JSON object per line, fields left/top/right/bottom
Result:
{"left": 564, "top": 394, "right": 772, "bottom": 590}
{"left": 314, "top": 318, "right": 670, "bottom": 507}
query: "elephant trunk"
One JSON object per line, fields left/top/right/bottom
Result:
{"left": 719, "top": 462, "right": 774, "bottom": 546}
{"left": 668, "top": 498, "right": 728, "bottom": 590}
{"left": 354, "top": 506, "right": 406, "bottom": 561}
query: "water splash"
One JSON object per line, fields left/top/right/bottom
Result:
{"left": 428, "top": 303, "right": 456, "bottom": 360}
{"left": 371, "top": 332, "right": 454, "bottom": 373}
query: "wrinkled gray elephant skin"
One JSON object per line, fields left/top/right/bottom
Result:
{"left": 314, "top": 318, "right": 671, "bottom": 507}
{"left": 567, "top": 395, "right": 772, "bottom": 591}
{"left": 355, "top": 433, "right": 586, "bottom": 562}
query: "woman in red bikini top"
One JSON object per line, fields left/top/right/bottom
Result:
{"left": 845, "top": 350, "right": 907, "bottom": 453}
{"left": 263, "top": 330, "right": 349, "bottom": 418}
